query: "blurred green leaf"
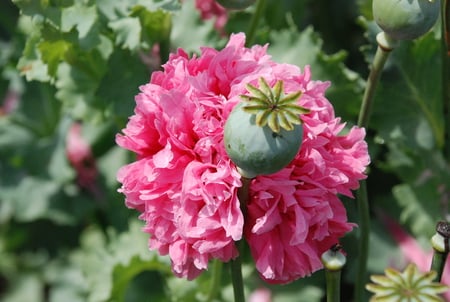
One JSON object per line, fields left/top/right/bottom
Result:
{"left": 14, "top": 0, "right": 179, "bottom": 123}
{"left": 263, "top": 0, "right": 309, "bottom": 30}
{"left": 11, "top": 0, "right": 62, "bottom": 26}
{"left": 272, "top": 286, "right": 323, "bottom": 302}
{"left": 171, "top": 0, "right": 221, "bottom": 53}
{"left": 131, "top": 6, "right": 172, "bottom": 46}
{"left": 47, "top": 275, "right": 86, "bottom": 302}
{"left": 356, "top": 0, "right": 373, "bottom": 21}
{"left": 97, "top": 146, "right": 129, "bottom": 189}
{"left": 367, "top": 31, "right": 447, "bottom": 237}
{"left": 268, "top": 26, "right": 365, "bottom": 120}
{"left": 38, "top": 39, "right": 72, "bottom": 77}
{"left": 112, "top": 256, "right": 168, "bottom": 302}
{"left": 9, "top": 176, "right": 60, "bottom": 222}
{"left": 1, "top": 274, "right": 44, "bottom": 302}
{"left": 60, "top": 3, "right": 97, "bottom": 39}
{"left": 371, "top": 32, "right": 443, "bottom": 150}
{"left": 55, "top": 62, "right": 101, "bottom": 121}
{"left": 71, "top": 220, "right": 171, "bottom": 302}
{"left": 96, "top": 48, "right": 149, "bottom": 122}
{"left": 386, "top": 148, "right": 450, "bottom": 237}
{"left": 2, "top": 1, "right": 449, "bottom": 301}
{"left": 16, "top": 17, "right": 51, "bottom": 82}
{"left": 109, "top": 17, "right": 142, "bottom": 51}
{"left": 393, "top": 184, "right": 437, "bottom": 237}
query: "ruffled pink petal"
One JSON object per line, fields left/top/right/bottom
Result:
{"left": 246, "top": 170, "right": 354, "bottom": 283}
{"left": 116, "top": 32, "right": 369, "bottom": 282}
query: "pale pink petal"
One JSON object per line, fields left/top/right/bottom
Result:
{"left": 249, "top": 288, "right": 272, "bottom": 302}
{"left": 66, "top": 122, "right": 99, "bottom": 195}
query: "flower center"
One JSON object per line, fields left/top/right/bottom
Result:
{"left": 401, "top": 288, "right": 415, "bottom": 297}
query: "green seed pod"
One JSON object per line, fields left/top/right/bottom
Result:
{"left": 372, "top": 0, "right": 440, "bottom": 40}
{"left": 216, "top": 0, "right": 256, "bottom": 10}
{"left": 224, "top": 102, "right": 303, "bottom": 178}
{"left": 224, "top": 78, "right": 308, "bottom": 178}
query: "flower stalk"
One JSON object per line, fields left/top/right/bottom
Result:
{"left": 430, "top": 221, "right": 450, "bottom": 282}
{"left": 245, "top": 0, "right": 266, "bottom": 46}
{"left": 354, "top": 180, "right": 371, "bottom": 301}
{"left": 206, "top": 259, "right": 223, "bottom": 301}
{"left": 321, "top": 244, "right": 346, "bottom": 302}
{"left": 230, "top": 242, "right": 246, "bottom": 302}
{"left": 442, "top": 0, "right": 450, "bottom": 159}
{"left": 357, "top": 32, "right": 398, "bottom": 127}
{"left": 354, "top": 31, "right": 398, "bottom": 302}
{"left": 230, "top": 176, "right": 252, "bottom": 302}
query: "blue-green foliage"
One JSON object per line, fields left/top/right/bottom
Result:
{"left": 0, "top": 0, "right": 447, "bottom": 301}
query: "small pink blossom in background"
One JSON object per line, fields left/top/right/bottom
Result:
{"left": 66, "top": 122, "right": 99, "bottom": 196}
{"left": 195, "top": 0, "right": 228, "bottom": 33}
{"left": 0, "top": 90, "right": 19, "bottom": 116}
{"left": 139, "top": 44, "right": 161, "bottom": 71}
{"left": 249, "top": 287, "right": 272, "bottom": 302}
{"left": 116, "top": 33, "right": 370, "bottom": 283}
{"left": 381, "top": 213, "right": 450, "bottom": 301}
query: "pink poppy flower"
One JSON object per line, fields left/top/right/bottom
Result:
{"left": 116, "top": 33, "right": 370, "bottom": 283}
{"left": 66, "top": 122, "right": 99, "bottom": 196}
{"left": 195, "top": 0, "right": 228, "bottom": 33}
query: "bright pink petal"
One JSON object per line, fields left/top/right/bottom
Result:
{"left": 116, "top": 33, "right": 369, "bottom": 282}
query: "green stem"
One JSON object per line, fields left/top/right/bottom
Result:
{"left": 442, "top": 0, "right": 450, "bottom": 159}
{"left": 325, "top": 270, "right": 342, "bottom": 302}
{"left": 159, "top": 13, "right": 172, "bottom": 66}
{"left": 206, "top": 259, "right": 223, "bottom": 301}
{"left": 321, "top": 245, "right": 346, "bottom": 302}
{"left": 354, "top": 32, "right": 397, "bottom": 302}
{"left": 353, "top": 180, "right": 370, "bottom": 302}
{"left": 245, "top": 0, "right": 266, "bottom": 47}
{"left": 430, "top": 221, "right": 450, "bottom": 282}
{"left": 430, "top": 251, "right": 448, "bottom": 281}
{"left": 230, "top": 240, "right": 246, "bottom": 302}
{"left": 357, "top": 33, "right": 397, "bottom": 127}
{"left": 230, "top": 177, "right": 252, "bottom": 302}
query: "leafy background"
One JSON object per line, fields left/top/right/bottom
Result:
{"left": 0, "top": 0, "right": 448, "bottom": 301}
